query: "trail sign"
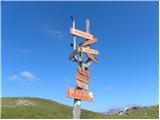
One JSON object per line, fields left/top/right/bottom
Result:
{"left": 80, "top": 38, "right": 97, "bottom": 47}
{"left": 81, "top": 47, "right": 99, "bottom": 55}
{"left": 66, "top": 87, "right": 93, "bottom": 101}
{"left": 78, "top": 66, "right": 90, "bottom": 77}
{"left": 70, "top": 28, "right": 94, "bottom": 40}
{"left": 76, "top": 72, "right": 89, "bottom": 83}
{"left": 67, "top": 18, "right": 99, "bottom": 119}
{"left": 69, "top": 47, "right": 78, "bottom": 60}
{"left": 86, "top": 52, "right": 98, "bottom": 63}
{"left": 76, "top": 80, "right": 89, "bottom": 90}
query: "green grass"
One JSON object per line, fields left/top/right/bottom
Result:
{"left": 1, "top": 97, "right": 159, "bottom": 119}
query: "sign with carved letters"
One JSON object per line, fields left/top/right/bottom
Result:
{"left": 76, "top": 80, "right": 89, "bottom": 90}
{"left": 66, "top": 87, "right": 93, "bottom": 101}
{"left": 76, "top": 72, "right": 89, "bottom": 83}
{"left": 81, "top": 47, "right": 99, "bottom": 55}
{"left": 70, "top": 28, "right": 94, "bottom": 40}
{"left": 78, "top": 66, "right": 90, "bottom": 78}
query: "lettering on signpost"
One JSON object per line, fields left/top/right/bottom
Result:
{"left": 76, "top": 80, "right": 89, "bottom": 90}
{"left": 66, "top": 87, "right": 93, "bottom": 101}
{"left": 81, "top": 47, "right": 99, "bottom": 55}
{"left": 70, "top": 28, "right": 94, "bottom": 40}
{"left": 78, "top": 65, "right": 90, "bottom": 78}
{"left": 67, "top": 18, "right": 99, "bottom": 119}
{"left": 76, "top": 72, "right": 89, "bottom": 83}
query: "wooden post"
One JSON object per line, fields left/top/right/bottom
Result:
{"left": 72, "top": 16, "right": 81, "bottom": 119}
{"left": 71, "top": 18, "right": 91, "bottom": 119}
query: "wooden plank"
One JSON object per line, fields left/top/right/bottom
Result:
{"left": 76, "top": 72, "right": 89, "bottom": 83}
{"left": 86, "top": 52, "right": 98, "bottom": 63}
{"left": 66, "top": 87, "right": 93, "bottom": 101}
{"left": 80, "top": 38, "right": 97, "bottom": 47}
{"left": 76, "top": 80, "right": 89, "bottom": 90}
{"left": 70, "top": 28, "right": 93, "bottom": 40}
{"left": 78, "top": 65, "right": 90, "bottom": 77}
{"left": 81, "top": 47, "right": 99, "bottom": 55}
{"left": 69, "top": 47, "right": 78, "bottom": 60}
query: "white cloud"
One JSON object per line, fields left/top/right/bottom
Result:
{"left": 42, "top": 23, "right": 64, "bottom": 39}
{"left": 8, "top": 75, "right": 21, "bottom": 81}
{"left": 104, "top": 85, "right": 112, "bottom": 91}
{"left": 47, "top": 29, "right": 63, "bottom": 39}
{"left": 8, "top": 71, "right": 38, "bottom": 81}
{"left": 20, "top": 71, "right": 37, "bottom": 80}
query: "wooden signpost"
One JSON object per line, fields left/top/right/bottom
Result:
{"left": 66, "top": 17, "right": 99, "bottom": 119}
{"left": 66, "top": 87, "right": 92, "bottom": 101}
{"left": 76, "top": 72, "right": 89, "bottom": 83}
{"left": 76, "top": 80, "right": 89, "bottom": 90}
{"left": 78, "top": 65, "right": 90, "bottom": 77}
{"left": 80, "top": 38, "right": 97, "bottom": 47}
{"left": 86, "top": 52, "right": 98, "bottom": 63}
{"left": 81, "top": 47, "right": 99, "bottom": 55}
{"left": 70, "top": 28, "right": 94, "bottom": 40}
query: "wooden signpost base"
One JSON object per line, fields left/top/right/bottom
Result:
{"left": 73, "top": 99, "right": 81, "bottom": 119}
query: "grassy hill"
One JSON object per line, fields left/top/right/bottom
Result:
{"left": 1, "top": 97, "right": 159, "bottom": 119}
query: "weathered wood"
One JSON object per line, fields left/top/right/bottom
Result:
{"left": 80, "top": 38, "right": 97, "bottom": 47}
{"left": 86, "top": 52, "right": 98, "bottom": 63}
{"left": 81, "top": 47, "right": 99, "bottom": 55}
{"left": 76, "top": 72, "right": 89, "bottom": 83}
{"left": 70, "top": 28, "right": 94, "bottom": 40}
{"left": 76, "top": 80, "right": 89, "bottom": 90}
{"left": 78, "top": 65, "right": 90, "bottom": 77}
{"left": 69, "top": 47, "right": 78, "bottom": 60}
{"left": 66, "top": 87, "right": 93, "bottom": 101}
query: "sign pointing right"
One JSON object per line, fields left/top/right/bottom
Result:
{"left": 81, "top": 47, "right": 99, "bottom": 55}
{"left": 86, "top": 52, "right": 98, "bottom": 63}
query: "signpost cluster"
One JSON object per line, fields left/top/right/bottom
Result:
{"left": 66, "top": 16, "right": 99, "bottom": 119}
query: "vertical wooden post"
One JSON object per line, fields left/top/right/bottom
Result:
{"left": 72, "top": 16, "right": 81, "bottom": 119}
{"left": 72, "top": 18, "right": 90, "bottom": 119}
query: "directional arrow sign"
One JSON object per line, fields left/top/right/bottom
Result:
{"left": 80, "top": 38, "right": 97, "bottom": 47}
{"left": 66, "top": 87, "right": 93, "bottom": 101}
{"left": 78, "top": 66, "right": 90, "bottom": 78}
{"left": 69, "top": 47, "right": 78, "bottom": 60}
{"left": 86, "top": 52, "right": 98, "bottom": 63}
{"left": 76, "top": 80, "right": 89, "bottom": 90}
{"left": 70, "top": 28, "right": 94, "bottom": 40}
{"left": 76, "top": 72, "right": 89, "bottom": 83}
{"left": 81, "top": 47, "right": 99, "bottom": 55}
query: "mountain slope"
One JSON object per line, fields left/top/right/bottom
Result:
{"left": 1, "top": 97, "right": 159, "bottom": 119}
{"left": 1, "top": 97, "right": 105, "bottom": 119}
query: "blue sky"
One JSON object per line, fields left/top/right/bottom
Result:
{"left": 2, "top": 1, "right": 158, "bottom": 112}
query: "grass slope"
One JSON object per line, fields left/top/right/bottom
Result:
{"left": 1, "top": 97, "right": 159, "bottom": 119}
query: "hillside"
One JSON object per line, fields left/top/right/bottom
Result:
{"left": 1, "top": 97, "right": 159, "bottom": 119}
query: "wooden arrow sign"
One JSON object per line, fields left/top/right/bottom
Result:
{"left": 70, "top": 28, "right": 94, "bottom": 40}
{"left": 76, "top": 80, "right": 89, "bottom": 90}
{"left": 76, "top": 72, "right": 89, "bottom": 83}
{"left": 66, "top": 87, "right": 93, "bottom": 101}
{"left": 81, "top": 47, "right": 99, "bottom": 55}
{"left": 86, "top": 52, "right": 98, "bottom": 63}
{"left": 78, "top": 66, "right": 90, "bottom": 78}
{"left": 80, "top": 38, "right": 97, "bottom": 47}
{"left": 69, "top": 47, "right": 78, "bottom": 60}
